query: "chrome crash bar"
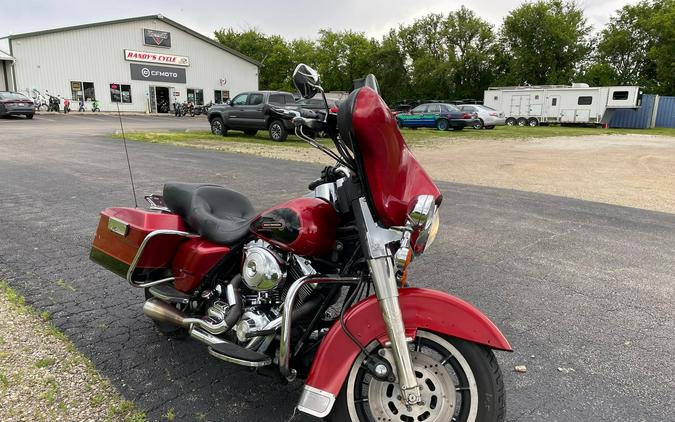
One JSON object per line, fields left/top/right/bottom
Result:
{"left": 126, "top": 229, "right": 198, "bottom": 288}
{"left": 279, "top": 275, "right": 361, "bottom": 381}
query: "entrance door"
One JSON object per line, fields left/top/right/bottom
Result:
{"left": 149, "top": 86, "right": 157, "bottom": 113}
{"left": 155, "top": 87, "right": 170, "bottom": 113}
{"left": 548, "top": 96, "right": 561, "bottom": 122}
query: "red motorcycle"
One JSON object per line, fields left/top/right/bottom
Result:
{"left": 90, "top": 64, "right": 511, "bottom": 421}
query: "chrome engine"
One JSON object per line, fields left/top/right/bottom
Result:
{"left": 242, "top": 241, "right": 286, "bottom": 291}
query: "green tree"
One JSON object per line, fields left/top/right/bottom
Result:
{"left": 500, "top": 0, "right": 592, "bottom": 85}
{"left": 593, "top": 0, "right": 675, "bottom": 94}
{"left": 372, "top": 30, "right": 411, "bottom": 103}
{"left": 649, "top": 0, "right": 675, "bottom": 94}
{"left": 214, "top": 28, "right": 294, "bottom": 91}
{"left": 398, "top": 14, "right": 456, "bottom": 100}
{"left": 314, "top": 30, "right": 379, "bottom": 92}
{"left": 444, "top": 6, "right": 498, "bottom": 99}
{"left": 595, "top": 2, "right": 655, "bottom": 86}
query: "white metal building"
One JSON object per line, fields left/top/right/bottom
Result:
{"left": 0, "top": 49, "right": 14, "bottom": 91}
{"left": 0, "top": 15, "right": 260, "bottom": 112}
{"left": 484, "top": 84, "right": 643, "bottom": 126}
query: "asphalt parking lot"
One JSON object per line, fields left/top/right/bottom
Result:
{"left": 0, "top": 115, "right": 673, "bottom": 421}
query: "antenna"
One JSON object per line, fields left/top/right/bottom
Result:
{"left": 115, "top": 99, "right": 138, "bottom": 208}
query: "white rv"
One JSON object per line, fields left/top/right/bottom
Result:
{"left": 483, "top": 84, "right": 642, "bottom": 126}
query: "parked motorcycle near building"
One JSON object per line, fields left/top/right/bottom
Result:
{"left": 47, "top": 95, "right": 60, "bottom": 112}
{"left": 90, "top": 63, "right": 510, "bottom": 422}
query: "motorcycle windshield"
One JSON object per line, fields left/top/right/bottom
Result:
{"left": 339, "top": 87, "right": 442, "bottom": 228}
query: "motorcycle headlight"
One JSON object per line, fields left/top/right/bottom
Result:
{"left": 413, "top": 206, "right": 440, "bottom": 256}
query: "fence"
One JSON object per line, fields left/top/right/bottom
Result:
{"left": 610, "top": 94, "right": 675, "bottom": 128}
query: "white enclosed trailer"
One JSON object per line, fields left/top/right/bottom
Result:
{"left": 483, "top": 84, "right": 642, "bottom": 126}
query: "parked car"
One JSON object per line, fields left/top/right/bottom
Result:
{"left": 458, "top": 104, "right": 505, "bottom": 129}
{"left": 208, "top": 91, "right": 297, "bottom": 141}
{"left": 396, "top": 103, "right": 478, "bottom": 131}
{"left": 0, "top": 91, "right": 35, "bottom": 119}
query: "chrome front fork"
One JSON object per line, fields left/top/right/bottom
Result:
{"left": 369, "top": 257, "right": 421, "bottom": 405}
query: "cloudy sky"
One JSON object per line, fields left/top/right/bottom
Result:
{"left": 1, "top": 0, "right": 639, "bottom": 41}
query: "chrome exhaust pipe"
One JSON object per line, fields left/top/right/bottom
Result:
{"left": 143, "top": 297, "right": 235, "bottom": 334}
{"left": 143, "top": 299, "right": 229, "bottom": 347}
{"left": 143, "top": 297, "right": 191, "bottom": 328}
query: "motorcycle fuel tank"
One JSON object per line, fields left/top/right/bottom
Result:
{"left": 250, "top": 197, "right": 338, "bottom": 257}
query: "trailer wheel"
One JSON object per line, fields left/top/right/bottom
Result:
{"left": 527, "top": 118, "right": 539, "bottom": 127}
{"left": 517, "top": 117, "right": 528, "bottom": 126}
{"left": 505, "top": 117, "right": 517, "bottom": 126}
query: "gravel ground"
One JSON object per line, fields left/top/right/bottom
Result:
{"left": 143, "top": 132, "right": 675, "bottom": 214}
{"left": 0, "top": 281, "right": 145, "bottom": 422}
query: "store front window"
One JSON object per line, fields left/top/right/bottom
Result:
{"left": 71, "top": 81, "right": 96, "bottom": 101}
{"left": 214, "top": 90, "right": 230, "bottom": 104}
{"left": 110, "top": 84, "right": 132, "bottom": 103}
{"left": 187, "top": 88, "right": 204, "bottom": 105}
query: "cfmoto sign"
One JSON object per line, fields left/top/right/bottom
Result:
{"left": 130, "top": 63, "right": 186, "bottom": 83}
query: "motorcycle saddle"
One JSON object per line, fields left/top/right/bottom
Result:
{"left": 163, "top": 182, "right": 256, "bottom": 245}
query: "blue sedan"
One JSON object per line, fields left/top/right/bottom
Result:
{"left": 396, "top": 103, "right": 477, "bottom": 131}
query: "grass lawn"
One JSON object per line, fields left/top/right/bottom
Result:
{"left": 113, "top": 130, "right": 324, "bottom": 148}
{"left": 113, "top": 125, "right": 675, "bottom": 149}
{"left": 399, "top": 125, "right": 675, "bottom": 143}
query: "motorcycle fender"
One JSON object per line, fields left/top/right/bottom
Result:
{"left": 297, "top": 287, "right": 511, "bottom": 418}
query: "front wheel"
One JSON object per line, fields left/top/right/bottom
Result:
{"left": 210, "top": 117, "right": 227, "bottom": 136}
{"left": 328, "top": 331, "right": 505, "bottom": 422}
{"left": 268, "top": 120, "right": 288, "bottom": 141}
{"left": 436, "top": 118, "right": 449, "bottom": 131}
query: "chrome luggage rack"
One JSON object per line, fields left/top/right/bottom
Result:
{"left": 126, "top": 229, "right": 198, "bottom": 288}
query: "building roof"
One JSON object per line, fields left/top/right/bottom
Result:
{"left": 0, "top": 50, "right": 13, "bottom": 61}
{"left": 1, "top": 14, "right": 260, "bottom": 67}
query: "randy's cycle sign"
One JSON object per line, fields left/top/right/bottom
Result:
{"left": 130, "top": 63, "right": 186, "bottom": 83}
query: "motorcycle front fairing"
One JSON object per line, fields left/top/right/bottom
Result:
{"left": 337, "top": 86, "right": 442, "bottom": 228}
{"left": 296, "top": 86, "right": 511, "bottom": 417}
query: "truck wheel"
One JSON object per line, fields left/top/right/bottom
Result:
{"left": 528, "top": 118, "right": 539, "bottom": 127}
{"left": 328, "top": 331, "right": 505, "bottom": 422}
{"left": 210, "top": 117, "right": 227, "bottom": 136}
{"left": 243, "top": 129, "right": 258, "bottom": 136}
{"left": 505, "top": 117, "right": 516, "bottom": 126}
{"left": 517, "top": 117, "right": 527, "bottom": 126}
{"left": 436, "top": 118, "right": 449, "bottom": 131}
{"left": 269, "top": 120, "right": 288, "bottom": 142}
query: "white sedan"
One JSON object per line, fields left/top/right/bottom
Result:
{"left": 458, "top": 104, "right": 506, "bottom": 129}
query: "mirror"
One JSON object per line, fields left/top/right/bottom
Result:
{"left": 293, "top": 63, "right": 321, "bottom": 99}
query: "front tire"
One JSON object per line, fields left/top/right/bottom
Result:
{"left": 210, "top": 117, "right": 227, "bottom": 136}
{"left": 328, "top": 331, "right": 505, "bottom": 422}
{"left": 268, "top": 120, "right": 288, "bottom": 141}
{"left": 473, "top": 119, "right": 484, "bottom": 129}
{"left": 436, "top": 118, "right": 450, "bottom": 131}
